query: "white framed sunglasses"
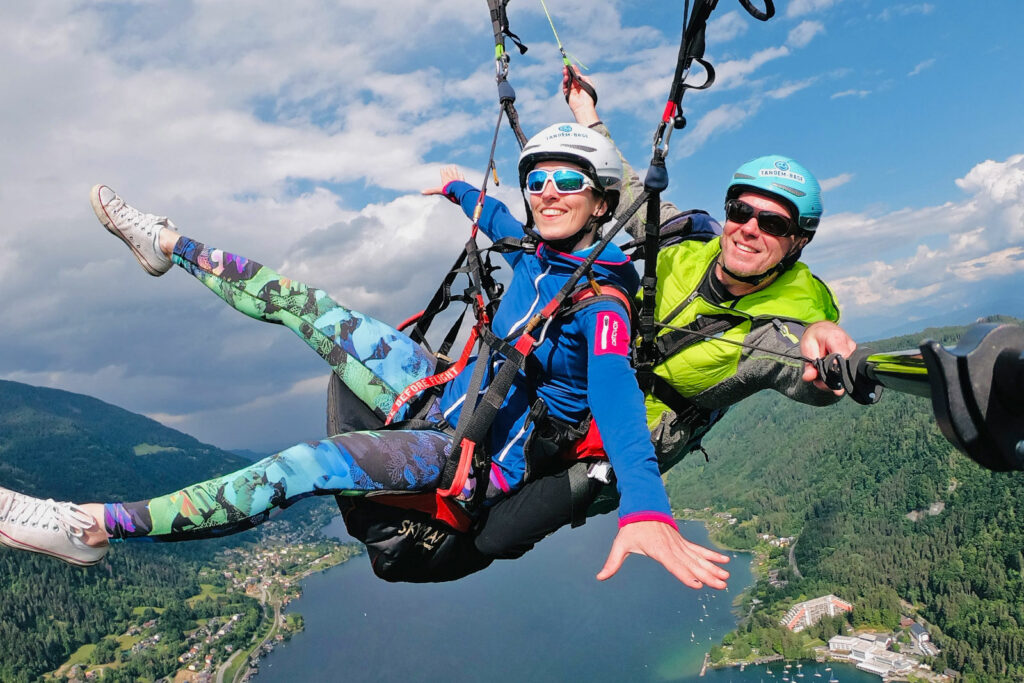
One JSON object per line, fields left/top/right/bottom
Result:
{"left": 525, "top": 168, "right": 596, "bottom": 195}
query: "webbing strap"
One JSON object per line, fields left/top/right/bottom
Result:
{"left": 404, "top": 248, "right": 469, "bottom": 348}
{"left": 436, "top": 328, "right": 533, "bottom": 498}
{"left": 648, "top": 374, "right": 713, "bottom": 427}
{"left": 653, "top": 315, "right": 744, "bottom": 361}
{"left": 567, "top": 461, "right": 591, "bottom": 528}
{"left": 637, "top": 168, "right": 665, "bottom": 373}
{"left": 385, "top": 326, "right": 480, "bottom": 425}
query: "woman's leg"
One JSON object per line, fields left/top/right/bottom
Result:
{"left": 91, "top": 185, "right": 434, "bottom": 420}
{"left": 100, "top": 428, "right": 452, "bottom": 542}
{"left": 171, "top": 237, "right": 434, "bottom": 418}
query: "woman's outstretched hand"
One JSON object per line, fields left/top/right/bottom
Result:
{"left": 597, "top": 520, "right": 731, "bottom": 590}
{"left": 422, "top": 165, "right": 466, "bottom": 196}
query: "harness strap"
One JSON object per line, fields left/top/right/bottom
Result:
{"left": 567, "top": 461, "right": 591, "bottom": 529}
{"left": 648, "top": 374, "right": 713, "bottom": 427}
{"left": 385, "top": 325, "right": 481, "bottom": 425}
{"left": 437, "top": 327, "right": 533, "bottom": 499}
{"left": 562, "top": 282, "right": 632, "bottom": 318}
{"left": 653, "top": 314, "right": 745, "bottom": 361}
{"left": 637, "top": 161, "right": 666, "bottom": 375}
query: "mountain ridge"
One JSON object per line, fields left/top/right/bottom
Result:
{"left": 0, "top": 378, "right": 250, "bottom": 503}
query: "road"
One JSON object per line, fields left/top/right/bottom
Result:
{"left": 215, "top": 586, "right": 282, "bottom": 683}
{"left": 788, "top": 535, "right": 803, "bottom": 579}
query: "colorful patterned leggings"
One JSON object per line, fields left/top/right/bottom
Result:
{"left": 104, "top": 237, "right": 453, "bottom": 542}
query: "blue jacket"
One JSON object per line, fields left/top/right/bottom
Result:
{"left": 438, "top": 181, "right": 673, "bottom": 524}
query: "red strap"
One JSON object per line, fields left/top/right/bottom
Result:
{"left": 385, "top": 326, "right": 480, "bottom": 424}
{"left": 396, "top": 310, "right": 424, "bottom": 332}
{"left": 569, "top": 284, "right": 632, "bottom": 315}
{"left": 572, "top": 419, "right": 608, "bottom": 460}
{"left": 662, "top": 101, "right": 677, "bottom": 124}
{"left": 513, "top": 333, "right": 536, "bottom": 354}
{"left": 433, "top": 493, "right": 472, "bottom": 532}
{"left": 437, "top": 438, "right": 477, "bottom": 497}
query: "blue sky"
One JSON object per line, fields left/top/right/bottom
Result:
{"left": 1, "top": 1, "right": 1021, "bottom": 451}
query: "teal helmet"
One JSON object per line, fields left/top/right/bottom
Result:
{"left": 726, "top": 155, "right": 823, "bottom": 234}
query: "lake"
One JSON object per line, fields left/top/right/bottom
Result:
{"left": 255, "top": 516, "right": 877, "bottom": 683}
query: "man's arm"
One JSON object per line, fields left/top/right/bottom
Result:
{"left": 690, "top": 320, "right": 855, "bottom": 410}
{"left": 562, "top": 68, "right": 680, "bottom": 240}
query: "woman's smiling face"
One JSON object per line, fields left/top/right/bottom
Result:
{"left": 528, "top": 161, "right": 607, "bottom": 248}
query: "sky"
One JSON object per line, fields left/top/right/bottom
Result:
{"left": 1, "top": 0, "right": 1022, "bottom": 452}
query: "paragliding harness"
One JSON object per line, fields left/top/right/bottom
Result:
{"left": 331, "top": 0, "right": 778, "bottom": 581}
{"left": 626, "top": 209, "right": 728, "bottom": 465}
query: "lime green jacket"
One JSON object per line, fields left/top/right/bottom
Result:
{"left": 644, "top": 237, "right": 841, "bottom": 467}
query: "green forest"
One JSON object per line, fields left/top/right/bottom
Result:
{"left": 0, "top": 380, "right": 336, "bottom": 681}
{"left": 666, "top": 317, "right": 1024, "bottom": 680}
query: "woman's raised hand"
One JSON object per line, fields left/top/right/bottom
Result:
{"left": 422, "top": 165, "right": 466, "bottom": 196}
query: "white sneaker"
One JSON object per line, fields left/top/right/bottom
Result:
{"left": 90, "top": 184, "right": 174, "bottom": 276}
{"left": 0, "top": 486, "right": 109, "bottom": 567}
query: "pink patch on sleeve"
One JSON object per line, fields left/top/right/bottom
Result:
{"left": 593, "top": 310, "right": 630, "bottom": 356}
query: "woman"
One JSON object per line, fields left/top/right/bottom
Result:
{"left": 0, "top": 122, "right": 731, "bottom": 589}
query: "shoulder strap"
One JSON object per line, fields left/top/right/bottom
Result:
{"left": 653, "top": 313, "right": 746, "bottom": 361}
{"left": 561, "top": 281, "right": 633, "bottom": 318}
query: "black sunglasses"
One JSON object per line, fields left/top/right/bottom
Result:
{"left": 723, "top": 198, "right": 798, "bottom": 237}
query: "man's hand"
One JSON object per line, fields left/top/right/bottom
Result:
{"left": 801, "top": 320, "right": 857, "bottom": 394}
{"left": 597, "top": 520, "right": 731, "bottom": 590}
{"left": 562, "top": 66, "right": 600, "bottom": 127}
{"left": 421, "top": 165, "right": 466, "bottom": 196}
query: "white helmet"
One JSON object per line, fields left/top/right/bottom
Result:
{"left": 517, "top": 123, "right": 623, "bottom": 194}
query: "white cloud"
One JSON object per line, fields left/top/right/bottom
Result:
{"left": 715, "top": 46, "right": 791, "bottom": 89}
{"left": 828, "top": 261, "right": 942, "bottom": 308}
{"left": 786, "top": 0, "right": 838, "bottom": 19}
{"left": 675, "top": 102, "right": 760, "bottom": 158}
{"left": 951, "top": 247, "right": 1024, "bottom": 282}
{"left": 876, "top": 4, "right": 935, "bottom": 21}
{"left": 707, "top": 11, "right": 750, "bottom": 43}
{"left": 820, "top": 173, "right": 854, "bottom": 191}
{"left": 956, "top": 154, "right": 1024, "bottom": 204}
{"left": 831, "top": 89, "right": 871, "bottom": 99}
{"left": 808, "top": 154, "right": 1024, "bottom": 328}
{"left": 787, "top": 20, "right": 825, "bottom": 48}
{"left": 767, "top": 77, "right": 818, "bottom": 99}
{"left": 908, "top": 58, "right": 936, "bottom": 77}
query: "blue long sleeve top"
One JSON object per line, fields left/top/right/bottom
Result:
{"left": 437, "top": 181, "right": 673, "bottom": 525}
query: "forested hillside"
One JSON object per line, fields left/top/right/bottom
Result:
{"left": 666, "top": 318, "right": 1024, "bottom": 678}
{"left": 0, "top": 380, "right": 303, "bottom": 680}
{"left": 0, "top": 379, "right": 250, "bottom": 501}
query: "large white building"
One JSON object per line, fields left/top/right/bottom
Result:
{"left": 781, "top": 594, "right": 853, "bottom": 632}
{"left": 828, "top": 634, "right": 917, "bottom": 678}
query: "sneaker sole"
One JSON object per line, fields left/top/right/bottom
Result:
{"left": 90, "top": 184, "right": 168, "bottom": 277}
{"left": 0, "top": 527, "right": 106, "bottom": 567}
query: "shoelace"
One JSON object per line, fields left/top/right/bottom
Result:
{"left": 0, "top": 492, "right": 94, "bottom": 539}
{"left": 109, "top": 197, "right": 166, "bottom": 239}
